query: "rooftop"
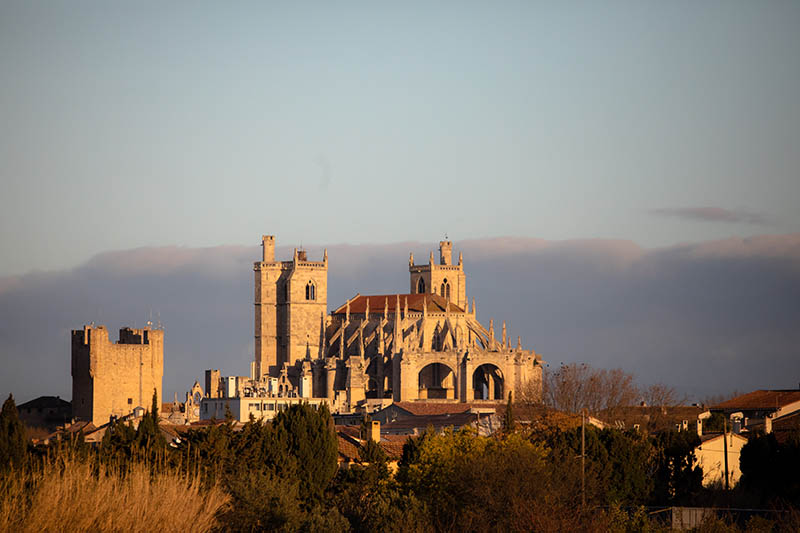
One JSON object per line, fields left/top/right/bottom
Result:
{"left": 713, "top": 390, "right": 800, "bottom": 411}
{"left": 332, "top": 293, "right": 464, "bottom": 315}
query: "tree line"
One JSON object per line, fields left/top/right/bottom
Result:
{"left": 3, "top": 385, "right": 800, "bottom": 531}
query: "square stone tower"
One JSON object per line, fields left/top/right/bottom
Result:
{"left": 71, "top": 325, "right": 164, "bottom": 426}
{"left": 254, "top": 235, "right": 328, "bottom": 378}
{"left": 409, "top": 240, "right": 467, "bottom": 310}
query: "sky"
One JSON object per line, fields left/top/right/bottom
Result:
{"left": 1, "top": 1, "right": 799, "bottom": 276}
{"left": 0, "top": 2, "right": 799, "bottom": 404}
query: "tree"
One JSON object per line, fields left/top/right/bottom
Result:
{"left": 503, "top": 391, "right": 515, "bottom": 433}
{"left": 135, "top": 389, "right": 165, "bottom": 451}
{"left": 650, "top": 430, "right": 702, "bottom": 505}
{"left": 272, "top": 402, "right": 338, "bottom": 500}
{"left": 0, "top": 394, "right": 27, "bottom": 470}
{"left": 642, "top": 383, "right": 682, "bottom": 408}
{"left": 545, "top": 363, "right": 639, "bottom": 418}
{"left": 740, "top": 430, "right": 800, "bottom": 506}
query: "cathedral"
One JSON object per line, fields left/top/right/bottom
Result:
{"left": 249, "top": 235, "right": 543, "bottom": 412}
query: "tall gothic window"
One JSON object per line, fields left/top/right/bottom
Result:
{"left": 305, "top": 281, "right": 316, "bottom": 300}
{"left": 441, "top": 279, "right": 451, "bottom": 300}
{"left": 417, "top": 277, "right": 426, "bottom": 294}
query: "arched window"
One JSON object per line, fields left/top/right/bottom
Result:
{"left": 441, "top": 279, "right": 451, "bottom": 300}
{"left": 305, "top": 281, "right": 316, "bottom": 300}
{"left": 417, "top": 277, "right": 426, "bottom": 294}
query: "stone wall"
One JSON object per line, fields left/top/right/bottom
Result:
{"left": 71, "top": 325, "right": 163, "bottom": 426}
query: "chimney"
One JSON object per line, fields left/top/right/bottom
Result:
{"left": 370, "top": 420, "right": 381, "bottom": 442}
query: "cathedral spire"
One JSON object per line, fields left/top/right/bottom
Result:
{"left": 517, "top": 336, "right": 522, "bottom": 351}
{"left": 409, "top": 252, "right": 414, "bottom": 267}
{"left": 472, "top": 298, "right": 476, "bottom": 316}
{"left": 364, "top": 297, "right": 370, "bottom": 319}
{"left": 502, "top": 321, "right": 507, "bottom": 348}
{"left": 384, "top": 297, "right": 389, "bottom": 320}
{"left": 489, "top": 319, "right": 495, "bottom": 346}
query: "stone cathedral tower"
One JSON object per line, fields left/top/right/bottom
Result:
{"left": 254, "top": 235, "right": 328, "bottom": 378}
{"left": 409, "top": 240, "right": 467, "bottom": 310}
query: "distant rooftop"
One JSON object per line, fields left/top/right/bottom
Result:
{"left": 713, "top": 390, "right": 800, "bottom": 411}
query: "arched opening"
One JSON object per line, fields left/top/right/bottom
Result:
{"left": 441, "top": 278, "right": 451, "bottom": 301}
{"left": 473, "top": 364, "right": 504, "bottom": 400}
{"left": 305, "top": 281, "right": 316, "bottom": 300}
{"left": 417, "top": 277, "right": 426, "bottom": 294}
{"left": 367, "top": 378, "right": 379, "bottom": 399}
{"left": 418, "top": 362, "right": 456, "bottom": 399}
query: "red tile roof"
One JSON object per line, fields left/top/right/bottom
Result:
{"left": 383, "top": 412, "right": 480, "bottom": 434}
{"left": 392, "top": 401, "right": 497, "bottom": 416}
{"left": 332, "top": 293, "right": 464, "bottom": 315}
{"left": 337, "top": 433, "right": 361, "bottom": 463}
{"left": 713, "top": 390, "right": 800, "bottom": 411}
{"left": 772, "top": 411, "right": 800, "bottom": 444}
{"left": 379, "top": 440, "right": 406, "bottom": 460}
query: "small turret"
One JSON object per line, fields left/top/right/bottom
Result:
{"left": 262, "top": 235, "right": 275, "bottom": 262}
{"left": 409, "top": 252, "right": 414, "bottom": 267}
{"left": 439, "top": 240, "right": 453, "bottom": 265}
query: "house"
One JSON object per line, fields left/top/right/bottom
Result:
{"left": 17, "top": 396, "right": 71, "bottom": 432}
{"left": 694, "top": 432, "right": 748, "bottom": 488}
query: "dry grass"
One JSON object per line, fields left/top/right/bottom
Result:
{"left": 0, "top": 456, "right": 229, "bottom": 533}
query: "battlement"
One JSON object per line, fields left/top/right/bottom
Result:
{"left": 72, "top": 324, "right": 163, "bottom": 346}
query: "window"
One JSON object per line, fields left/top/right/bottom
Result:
{"left": 441, "top": 279, "right": 451, "bottom": 300}
{"left": 306, "top": 281, "right": 316, "bottom": 300}
{"left": 417, "top": 277, "right": 426, "bottom": 294}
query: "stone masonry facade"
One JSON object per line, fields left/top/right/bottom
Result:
{"left": 71, "top": 325, "right": 164, "bottom": 426}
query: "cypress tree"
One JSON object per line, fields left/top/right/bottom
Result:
{"left": 0, "top": 394, "right": 27, "bottom": 470}
{"left": 503, "top": 391, "right": 515, "bottom": 433}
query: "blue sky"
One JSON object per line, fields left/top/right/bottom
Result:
{"left": 1, "top": 1, "right": 798, "bottom": 276}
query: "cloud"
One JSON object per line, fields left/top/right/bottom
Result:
{"left": 650, "top": 206, "right": 771, "bottom": 225}
{"left": 1, "top": 234, "right": 799, "bottom": 405}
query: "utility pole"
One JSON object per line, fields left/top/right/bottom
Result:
{"left": 581, "top": 408, "right": 586, "bottom": 509}
{"left": 723, "top": 415, "right": 730, "bottom": 490}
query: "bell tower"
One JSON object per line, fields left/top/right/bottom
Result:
{"left": 254, "top": 235, "right": 328, "bottom": 378}
{"left": 409, "top": 240, "right": 467, "bottom": 309}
